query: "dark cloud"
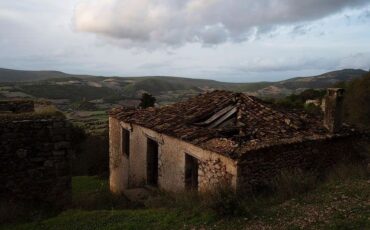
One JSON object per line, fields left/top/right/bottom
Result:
{"left": 74, "top": 0, "right": 370, "bottom": 46}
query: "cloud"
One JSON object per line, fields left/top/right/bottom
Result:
{"left": 74, "top": 0, "right": 369, "bottom": 47}
{"left": 230, "top": 53, "right": 370, "bottom": 73}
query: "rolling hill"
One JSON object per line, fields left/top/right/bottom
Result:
{"left": 278, "top": 69, "right": 367, "bottom": 89}
{"left": 0, "top": 68, "right": 367, "bottom": 102}
{"left": 0, "top": 68, "right": 97, "bottom": 82}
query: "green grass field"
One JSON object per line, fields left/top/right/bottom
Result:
{"left": 2, "top": 166, "right": 369, "bottom": 230}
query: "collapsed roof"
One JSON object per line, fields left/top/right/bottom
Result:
{"left": 109, "top": 90, "right": 351, "bottom": 159}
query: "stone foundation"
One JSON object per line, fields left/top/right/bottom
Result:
{"left": 0, "top": 115, "right": 72, "bottom": 207}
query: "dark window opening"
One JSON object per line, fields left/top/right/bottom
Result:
{"left": 122, "top": 128, "right": 130, "bottom": 157}
{"left": 185, "top": 154, "right": 199, "bottom": 190}
{"left": 147, "top": 138, "right": 159, "bottom": 186}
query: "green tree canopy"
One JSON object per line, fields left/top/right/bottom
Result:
{"left": 342, "top": 72, "right": 370, "bottom": 128}
{"left": 139, "top": 93, "right": 156, "bottom": 109}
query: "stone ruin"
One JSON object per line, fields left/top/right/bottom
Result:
{"left": 0, "top": 100, "right": 73, "bottom": 207}
{"left": 109, "top": 89, "right": 360, "bottom": 194}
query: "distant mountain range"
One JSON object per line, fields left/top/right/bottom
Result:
{"left": 0, "top": 68, "right": 367, "bottom": 102}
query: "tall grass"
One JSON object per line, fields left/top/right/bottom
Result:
{"left": 269, "top": 168, "right": 318, "bottom": 201}
{"left": 145, "top": 159, "right": 369, "bottom": 218}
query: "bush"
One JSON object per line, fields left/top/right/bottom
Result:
{"left": 336, "top": 71, "right": 370, "bottom": 128}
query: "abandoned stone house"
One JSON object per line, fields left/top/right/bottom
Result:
{"left": 109, "top": 89, "right": 357, "bottom": 194}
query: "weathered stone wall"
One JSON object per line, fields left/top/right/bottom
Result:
{"left": 0, "top": 100, "right": 34, "bottom": 113}
{"left": 198, "top": 158, "right": 233, "bottom": 191}
{"left": 237, "top": 136, "right": 357, "bottom": 192}
{"left": 0, "top": 116, "right": 72, "bottom": 207}
{"left": 109, "top": 117, "right": 129, "bottom": 194}
{"left": 109, "top": 118, "right": 238, "bottom": 194}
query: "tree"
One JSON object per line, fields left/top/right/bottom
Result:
{"left": 139, "top": 93, "right": 156, "bottom": 109}
{"left": 343, "top": 72, "right": 370, "bottom": 128}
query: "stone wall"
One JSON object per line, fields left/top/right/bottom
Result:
{"left": 0, "top": 116, "right": 72, "bottom": 207}
{"left": 109, "top": 118, "right": 238, "bottom": 194}
{"left": 109, "top": 117, "right": 129, "bottom": 194}
{"left": 198, "top": 158, "right": 232, "bottom": 191}
{"left": 237, "top": 136, "right": 357, "bottom": 192}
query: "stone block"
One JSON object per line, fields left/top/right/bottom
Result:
{"left": 53, "top": 150, "right": 65, "bottom": 156}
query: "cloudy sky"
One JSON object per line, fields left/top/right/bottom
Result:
{"left": 0, "top": 0, "right": 369, "bottom": 82}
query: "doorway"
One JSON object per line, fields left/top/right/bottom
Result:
{"left": 185, "top": 154, "right": 199, "bottom": 190}
{"left": 147, "top": 138, "right": 159, "bottom": 186}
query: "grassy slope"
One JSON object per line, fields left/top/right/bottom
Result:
{"left": 0, "top": 68, "right": 94, "bottom": 82}
{"left": 18, "top": 84, "right": 120, "bottom": 101}
{"left": 2, "top": 174, "right": 369, "bottom": 230}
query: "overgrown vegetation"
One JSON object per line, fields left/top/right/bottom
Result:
{"left": 2, "top": 160, "right": 369, "bottom": 229}
{"left": 270, "top": 88, "right": 325, "bottom": 110}
{"left": 340, "top": 71, "right": 370, "bottom": 128}
{"left": 269, "top": 71, "right": 370, "bottom": 123}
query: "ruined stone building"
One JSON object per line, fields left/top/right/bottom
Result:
{"left": 109, "top": 89, "right": 357, "bottom": 193}
{"left": 0, "top": 100, "right": 72, "bottom": 207}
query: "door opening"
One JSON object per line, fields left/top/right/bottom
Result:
{"left": 147, "top": 138, "right": 159, "bottom": 186}
{"left": 185, "top": 154, "right": 199, "bottom": 190}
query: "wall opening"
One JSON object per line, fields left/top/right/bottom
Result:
{"left": 146, "top": 138, "right": 159, "bottom": 186}
{"left": 185, "top": 154, "right": 199, "bottom": 190}
{"left": 122, "top": 128, "right": 130, "bottom": 157}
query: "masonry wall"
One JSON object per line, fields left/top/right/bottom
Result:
{"left": 0, "top": 116, "right": 72, "bottom": 207}
{"left": 109, "top": 117, "right": 129, "bottom": 194}
{"left": 109, "top": 117, "right": 238, "bottom": 193}
{"left": 237, "top": 136, "right": 357, "bottom": 192}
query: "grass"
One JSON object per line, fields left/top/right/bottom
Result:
{"left": 1, "top": 163, "right": 370, "bottom": 230}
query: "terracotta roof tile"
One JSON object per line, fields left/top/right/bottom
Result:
{"left": 109, "top": 90, "right": 352, "bottom": 159}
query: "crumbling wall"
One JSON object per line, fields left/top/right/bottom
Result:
{"left": 109, "top": 117, "right": 130, "bottom": 193}
{"left": 237, "top": 136, "right": 357, "bottom": 192}
{"left": 198, "top": 158, "right": 233, "bottom": 192}
{"left": 109, "top": 120, "right": 238, "bottom": 194}
{"left": 0, "top": 115, "right": 72, "bottom": 207}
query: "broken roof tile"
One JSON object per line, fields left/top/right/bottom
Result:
{"left": 110, "top": 90, "right": 353, "bottom": 159}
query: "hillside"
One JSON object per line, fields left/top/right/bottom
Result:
{"left": 0, "top": 68, "right": 367, "bottom": 104}
{"left": 0, "top": 68, "right": 95, "bottom": 82}
{"left": 278, "top": 69, "right": 367, "bottom": 90}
